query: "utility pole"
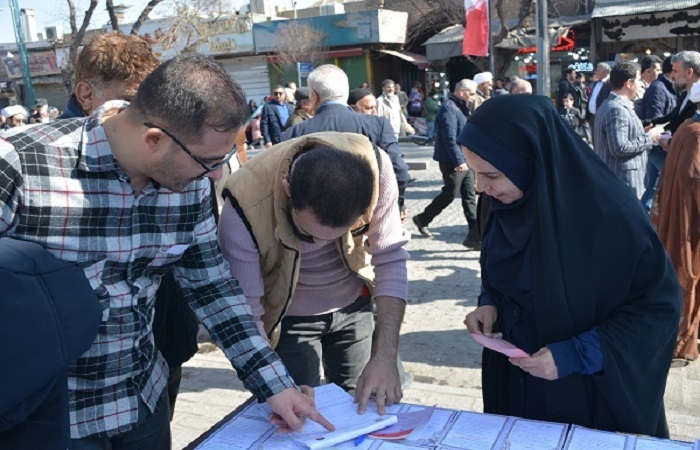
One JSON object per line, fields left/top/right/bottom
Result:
{"left": 9, "top": 0, "right": 35, "bottom": 109}
{"left": 292, "top": 0, "right": 302, "bottom": 87}
{"left": 488, "top": 0, "right": 495, "bottom": 74}
{"left": 536, "top": 0, "right": 550, "bottom": 98}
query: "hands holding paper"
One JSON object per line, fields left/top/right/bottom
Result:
{"left": 465, "top": 305, "right": 559, "bottom": 381}
{"left": 266, "top": 386, "right": 335, "bottom": 433}
{"left": 509, "top": 348, "right": 559, "bottom": 380}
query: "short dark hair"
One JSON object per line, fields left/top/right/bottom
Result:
{"left": 289, "top": 148, "right": 374, "bottom": 228}
{"left": 662, "top": 56, "right": 673, "bottom": 74}
{"left": 610, "top": 61, "right": 640, "bottom": 90}
{"left": 565, "top": 68, "right": 576, "bottom": 76}
{"left": 562, "top": 93, "right": 574, "bottom": 101}
{"left": 130, "top": 54, "right": 247, "bottom": 138}
{"left": 641, "top": 55, "right": 662, "bottom": 73}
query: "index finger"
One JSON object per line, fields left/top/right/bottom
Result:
{"left": 354, "top": 380, "right": 373, "bottom": 415}
{"left": 305, "top": 406, "right": 335, "bottom": 432}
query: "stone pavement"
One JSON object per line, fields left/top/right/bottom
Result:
{"left": 171, "top": 143, "right": 700, "bottom": 448}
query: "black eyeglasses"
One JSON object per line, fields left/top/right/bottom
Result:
{"left": 272, "top": 91, "right": 285, "bottom": 96}
{"left": 143, "top": 122, "right": 236, "bottom": 177}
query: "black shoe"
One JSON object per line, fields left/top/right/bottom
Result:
{"left": 412, "top": 215, "right": 432, "bottom": 237}
{"left": 462, "top": 229, "right": 481, "bottom": 250}
{"left": 407, "top": 177, "right": 417, "bottom": 186}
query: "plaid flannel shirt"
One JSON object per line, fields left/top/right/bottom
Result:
{"left": 0, "top": 102, "right": 295, "bottom": 439}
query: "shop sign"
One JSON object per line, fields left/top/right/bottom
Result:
{"left": 517, "top": 30, "right": 576, "bottom": 54}
{"left": 567, "top": 62, "right": 594, "bottom": 72}
{"left": 602, "top": 9, "right": 700, "bottom": 42}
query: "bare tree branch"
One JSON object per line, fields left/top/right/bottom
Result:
{"left": 67, "top": 0, "right": 77, "bottom": 35}
{"left": 130, "top": 0, "right": 166, "bottom": 36}
{"left": 269, "top": 21, "right": 328, "bottom": 76}
{"left": 64, "top": 0, "right": 99, "bottom": 86}
{"left": 106, "top": 0, "right": 120, "bottom": 31}
{"left": 155, "top": 0, "right": 239, "bottom": 54}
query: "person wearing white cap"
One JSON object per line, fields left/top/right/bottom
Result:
{"left": 473, "top": 72, "right": 493, "bottom": 99}
{"left": 0, "top": 105, "right": 27, "bottom": 129}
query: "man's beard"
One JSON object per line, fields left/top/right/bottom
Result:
{"left": 385, "top": 92, "right": 394, "bottom": 99}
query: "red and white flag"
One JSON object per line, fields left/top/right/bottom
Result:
{"left": 463, "top": 0, "right": 489, "bottom": 57}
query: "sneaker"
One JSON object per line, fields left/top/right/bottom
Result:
{"left": 412, "top": 215, "right": 432, "bottom": 237}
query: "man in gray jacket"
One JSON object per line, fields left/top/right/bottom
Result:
{"left": 594, "top": 61, "right": 661, "bottom": 198}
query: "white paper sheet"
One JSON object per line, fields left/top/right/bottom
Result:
{"left": 501, "top": 418, "right": 567, "bottom": 450}
{"left": 634, "top": 437, "right": 693, "bottom": 450}
{"left": 564, "top": 426, "right": 628, "bottom": 450}
{"left": 286, "top": 383, "right": 397, "bottom": 450}
{"left": 403, "top": 406, "right": 455, "bottom": 445}
{"left": 196, "top": 416, "right": 273, "bottom": 450}
{"left": 440, "top": 411, "right": 509, "bottom": 450}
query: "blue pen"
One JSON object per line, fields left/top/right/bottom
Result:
{"left": 354, "top": 433, "right": 367, "bottom": 446}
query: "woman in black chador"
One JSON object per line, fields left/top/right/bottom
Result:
{"left": 460, "top": 95, "right": 681, "bottom": 438}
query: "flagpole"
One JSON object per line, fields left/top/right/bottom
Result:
{"left": 536, "top": 0, "right": 550, "bottom": 97}
{"left": 488, "top": 0, "right": 495, "bottom": 74}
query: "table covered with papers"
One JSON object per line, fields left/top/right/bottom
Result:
{"left": 186, "top": 384, "right": 699, "bottom": 450}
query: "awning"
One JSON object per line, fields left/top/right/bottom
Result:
{"left": 423, "top": 24, "right": 464, "bottom": 61}
{"left": 377, "top": 49, "right": 430, "bottom": 69}
{"left": 591, "top": 0, "right": 700, "bottom": 18}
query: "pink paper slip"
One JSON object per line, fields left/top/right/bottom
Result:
{"left": 470, "top": 333, "right": 530, "bottom": 358}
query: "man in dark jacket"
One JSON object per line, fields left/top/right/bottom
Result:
{"left": 555, "top": 68, "right": 581, "bottom": 111}
{"left": 0, "top": 239, "right": 101, "bottom": 449}
{"left": 412, "top": 79, "right": 481, "bottom": 249}
{"left": 283, "top": 64, "right": 411, "bottom": 217}
{"left": 262, "top": 85, "right": 294, "bottom": 147}
{"left": 644, "top": 51, "right": 700, "bottom": 211}
{"left": 639, "top": 55, "right": 678, "bottom": 212}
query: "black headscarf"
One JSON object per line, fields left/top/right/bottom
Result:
{"left": 457, "top": 95, "right": 681, "bottom": 437}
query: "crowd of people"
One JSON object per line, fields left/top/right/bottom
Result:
{"left": 0, "top": 98, "right": 60, "bottom": 129}
{"left": 0, "top": 29, "right": 697, "bottom": 450}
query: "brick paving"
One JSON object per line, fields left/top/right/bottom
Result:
{"left": 171, "top": 143, "right": 700, "bottom": 448}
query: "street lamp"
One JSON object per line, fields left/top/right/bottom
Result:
{"left": 8, "top": 0, "right": 35, "bottom": 109}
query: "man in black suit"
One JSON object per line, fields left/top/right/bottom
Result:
{"left": 262, "top": 85, "right": 294, "bottom": 147}
{"left": 283, "top": 65, "right": 410, "bottom": 217}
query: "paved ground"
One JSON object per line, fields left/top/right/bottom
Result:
{"left": 171, "top": 143, "right": 700, "bottom": 448}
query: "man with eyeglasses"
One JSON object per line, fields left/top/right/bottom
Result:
{"left": 0, "top": 54, "right": 333, "bottom": 448}
{"left": 262, "top": 85, "right": 294, "bottom": 148}
{"left": 219, "top": 131, "right": 409, "bottom": 416}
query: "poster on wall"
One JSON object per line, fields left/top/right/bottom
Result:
{"left": 2, "top": 50, "right": 60, "bottom": 79}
